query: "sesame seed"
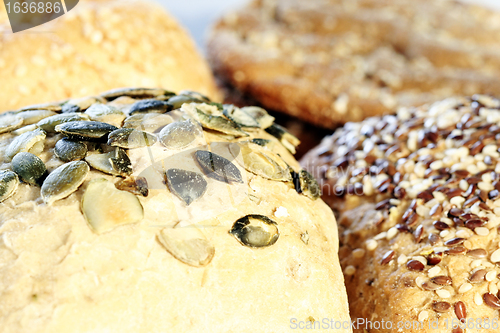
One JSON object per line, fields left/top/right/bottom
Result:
{"left": 416, "top": 205, "right": 430, "bottom": 217}
{"left": 450, "top": 196, "right": 465, "bottom": 206}
{"left": 428, "top": 266, "right": 441, "bottom": 277}
{"left": 489, "top": 282, "right": 499, "bottom": 294}
{"left": 463, "top": 240, "right": 472, "bottom": 249}
{"left": 478, "top": 181, "right": 494, "bottom": 191}
{"left": 413, "top": 256, "right": 427, "bottom": 265}
{"left": 374, "top": 232, "right": 387, "bottom": 241}
{"left": 458, "top": 283, "right": 473, "bottom": 294}
{"left": 440, "top": 230, "right": 450, "bottom": 237}
{"left": 491, "top": 249, "right": 500, "bottom": 263}
{"left": 344, "top": 265, "right": 356, "bottom": 275}
{"left": 436, "top": 289, "right": 451, "bottom": 298}
{"left": 386, "top": 227, "right": 398, "bottom": 240}
{"left": 418, "top": 310, "right": 429, "bottom": 322}
{"left": 397, "top": 254, "right": 408, "bottom": 265}
{"left": 474, "top": 293, "right": 484, "bottom": 305}
{"left": 470, "top": 260, "right": 483, "bottom": 269}
{"left": 433, "top": 191, "right": 446, "bottom": 202}
{"left": 366, "top": 239, "right": 378, "bottom": 251}
{"left": 475, "top": 227, "right": 490, "bottom": 236}
{"left": 352, "top": 248, "right": 366, "bottom": 259}
{"left": 459, "top": 180, "right": 469, "bottom": 191}
{"left": 455, "top": 229, "right": 470, "bottom": 238}
{"left": 486, "top": 271, "right": 497, "bottom": 282}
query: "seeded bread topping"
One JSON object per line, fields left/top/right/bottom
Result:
{"left": 302, "top": 95, "right": 500, "bottom": 332}
{"left": 208, "top": 0, "right": 500, "bottom": 128}
{"left": 0, "top": 88, "right": 350, "bottom": 332}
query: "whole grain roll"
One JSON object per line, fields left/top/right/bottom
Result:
{"left": 0, "top": 88, "right": 350, "bottom": 332}
{"left": 0, "top": 0, "right": 220, "bottom": 111}
{"left": 302, "top": 95, "right": 500, "bottom": 332}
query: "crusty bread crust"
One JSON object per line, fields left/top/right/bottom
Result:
{"left": 302, "top": 95, "right": 500, "bottom": 332}
{"left": 208, "top": 0, "right": 500, "bottom": 128}
{"left": 0, "top": 0, "right": 220, "bottom": 111}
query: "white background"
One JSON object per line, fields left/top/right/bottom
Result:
{"left": 155, "top": 0, "right": 500, "bottom": 53}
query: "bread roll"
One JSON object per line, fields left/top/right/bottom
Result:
{"left": 0, "top": 0, "right": 220, "bottom": 111}
{"left": 302, "top": 95, "right": 500, "bottom": 332}
{"left": 0, "top": 88, "right": 350, "bottom": 332}
{"left": 208, "top": 0, "right": 500, "bottom": 129}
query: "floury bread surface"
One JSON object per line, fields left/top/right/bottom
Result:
{"left": 302, "top": 95, "right": 500, "bottom": 332}
{"left": 0, "top": 89, "right": 350, "bottom": 332}
{"left": 0, "top": 0, "right": 220, "bottom": 111}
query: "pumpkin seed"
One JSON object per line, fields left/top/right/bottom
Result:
{"left": 229, "top": 142, "right": 291, "bottom": 182}
{"left": 0, "top": 170, "right": 19, "bottom": 202}
{"left": 41, "top": 161, "right": 89, "bottom": 205}
{"left": 158, "top": 224, "right": 215, "bottom": 267}
{"left": 230, "top": 214, "right": 279, "bottom": 248}
{"left": 101, "top": 87, "right": 173, "bottom": 101}
{"left": 11, "top": 124, "right": 38, "bottom": 136}
{"left": 0, "top": 113, "right": 23, "bottom": 134}
{"left": 122, "top": 113, "right": 174, "bottom": 133}
{"left": 82, "top": 178, "right": 144, "bottom": 234}
{"left": 17, "top": 110, "right": 56, "bottom": 125}
{"left": 299, "top": 170, "right": 321, "bottom": 199}
{"left": 62, "top": 96, "right": 106, "bottom": 113}
{"left": 265, "top": 124, "right": 300, "bottom": 154}
{"left": 178, "top": 90, "right": 211, "bottom": 103}
{"left": 166, "top": 95, "right": 204, "bottom": 109}
{"left": 37, "top": 113, "right": 90, "bottom": 133}
{"left": 55, "top": 121, "right": 118, "bottom": 141}
{"left": 6, "top": 128, "right": 46, "bottom": 160}
{"left": 195, "top": 106, "right": 248, "bottom": 137}
{"left": 107, "top": 128, "right": 157, "bottom": 149}
{"left": 194, "top": 150, "right": 243, "bottom": 184}
{"left": 115, "top": 177, "right": 148, "bottom": 197}
{"left": 54, "top": 138, "right": 87, "bottom": 162}
{"left": 250, "top": 138, "right": 273, "bottom": 148}
{"left": 241, "top": 106, "right": 275, "bottom": 129}
{"left": 11, "top": 152, "right": 47, "bottom": 186}
{"left": 84, "top": 103, "right": 126, "bottom": 127}
{"left": 85, "top": 148, "right": 132, "bottom": 176}
{"left": 19, "top": 101, "right": 64, "bottom": 112}
{"left": 159, "top": 120, "right": 201, "bottom": 149}
{"left": 128, "top": 99, "right": 171, "bottom": 115}
{"left": 223, "top": 104, "right": 260, "bottom": 128}
{"left": 166, "top": 168, "right": 207, "bottom": 205}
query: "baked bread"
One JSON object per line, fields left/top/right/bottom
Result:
{"left": 302, "top": 95, "right": 500, "bottom": 332}
{"left": 0, "top": 0, "right": 220, "bottom": 112}
{"left": 208, "top": 0, "right": 500, "bottom": 128}
{"left": 0, "top": 88, "right": 350, "bottom": 332}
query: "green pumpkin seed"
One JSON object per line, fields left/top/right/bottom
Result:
{"left": 265, "top": 124, "right": 300, "bottom": 154}
{"left": 84, "top": 103, "right": 126, "bottom": 127}
{"left": 115, "top": 177, "right": 148, "bottom": 197}
{"left": 6, "top": 128, "right": 46, "bottom": 160}
{"left": 11, "top": 124, "right": 38, "bottom": 136}
{"left": 0, "top": 113, "right": 24, "bottom": 134}
{"left": 241, "top": 106, "right": 275, "bottom": 129}
{"left": 11, "top": 152, "right": 47, "bottom": 186}
{"left": 229, "top": 142, "right": 291, "bottom": 182}
{"left": 166, "top": 95, "right": 204, "bottom": 109}
{"left": 223, "top": 105, "right": 260, "bottom": 128}
{"left": 0, "top": 170, "right": 19, "bottom": 202}
{"left": 158, "top": 224, "right": 215, "bottom": 267}
{"left": 17, "top": 110, "right": 57, "bottom": 125}
{"left": 37, "top": 113, "right": 90, "bottom": 133}
{"left": 107, "top": 128, "right": 157, "bottom": 149}
{"left": 55, "top": 121, "right": 118, "bottom": 141}
{"left": 230, "top": 214, "right": 279, "bottom": 248}
{"left": 166, "top": 168, "right": 207, "bottom": 205}
{"left": 184, "top": 103, "right": 247, "bottom": 137}
{"left": 122, "top": 113, "right": 174, "bottom": 133}
{"left": 194, "top": 150, "right": 243, "bottom": 184}
{"left": 100, "top": 87, "right": 173, "bottom": 101}
{"left": 159, "top": 120, "right": 201, "bottom": 149}
{"left": 128, "top": 99, "right": 171, "bottom": 115}
{"left": 82, "top": 178, "right": 144, "bottom": 234}
{"left": 62, "top": 96, "right": 106, "bottom": 113}
{"left": 299, "top": 170, "right": 321, "bottom": 200}
{"left": 41, "top": 161, "right": 89, "bottom": 205}
{"left": 19, "top": 101, "right": 64, "bottom": 112}
{"left": 178, "top": 90, "right": 211, "bottom": 103}
{"left": 250, "top": 138, "right": 274, "bottom": 148}
{"left": 85, "top": 148, "right": 132, "bottom": 176}
{"left": 54, "top": 138, "right": 87, "bottom": 162}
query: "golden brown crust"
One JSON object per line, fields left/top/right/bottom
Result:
{"left": 0, "top": 0, "right": 220, "bottom": 111}
{"left": 302, "top": 95, "right": 500, "bottom": 332}
{"left": 208, "top": 0, "right": 500, "bottom": 128}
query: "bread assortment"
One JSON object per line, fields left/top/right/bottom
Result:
{"left": 208, "top": 0, "right": 500, "bottom": 128}
{"left": 0, "top": 88, "right": 350, "bottom": 332}
{"left": 0, "top": 0, "right": 220, "bottom": 112}
{"left": 302, "top": 95, "right": 500, "bottom": 332}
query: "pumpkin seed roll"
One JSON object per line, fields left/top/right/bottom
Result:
{"left": 0, "top": 89, "right": 350, "bottom": 332}
{"left": 302, "top": 95, "right": 500, "bottom": 332}
{"left": 0, "top": 0, "right": 220, "bottom": 112}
